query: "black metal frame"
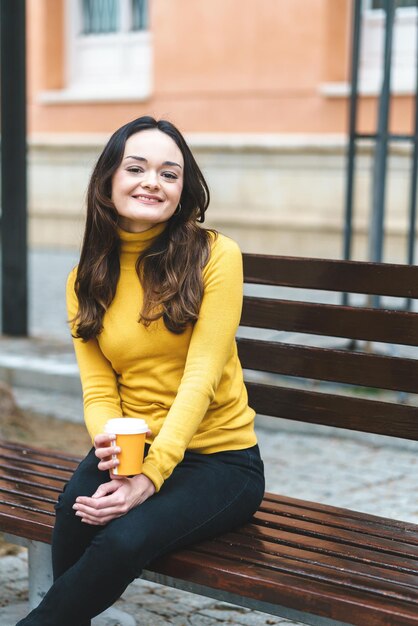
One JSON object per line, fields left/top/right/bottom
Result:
{"left": 344, "top": 0, "right": 418, "bottom": 270}
{"left": 0, "top": 0, "right": 28, "bottom": 335}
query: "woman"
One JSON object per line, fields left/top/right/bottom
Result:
{"left": 18, "top": 116, "right": 264, "bottom": 625}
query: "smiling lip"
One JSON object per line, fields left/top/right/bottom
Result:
{"left": 133, "top": 194, "right": 163, "bottom": 203}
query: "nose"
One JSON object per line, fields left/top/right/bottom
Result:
{"left": 141, "top": 169, "right": 159, "bottom": 189}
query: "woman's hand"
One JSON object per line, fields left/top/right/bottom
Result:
{"left": 72, "top": 474, "right": 156, "bottom": 526}
{"left": 93, "top": 433, "right": 121, "bottom": 474}
{"left": 93, "top": 430, "right": 153, "bottom": 476}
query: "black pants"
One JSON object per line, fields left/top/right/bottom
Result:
{"left": 17, "top": 444, "right": 264, "bottom": 626}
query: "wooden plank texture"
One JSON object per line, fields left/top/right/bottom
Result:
{"left": 243, "top": 254, "right": 418, "bottom": 297}
{"left": 237, "top": 338, "right": 418, "bottom": 393}
{"left": 245, "top": 383, "right": 418, "bottom": 439}
{"left": 241, "top": 298, "right": 418, "bottom": 345}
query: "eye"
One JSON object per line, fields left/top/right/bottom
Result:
{"left": 161, "top": 171, "right": 178, "bottom": 180}
{"left": 127, "top": 166, "right": 144, "bottom": 174}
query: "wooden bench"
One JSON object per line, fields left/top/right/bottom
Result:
{"left": 2, "top": 253, "right": 418, "bottom": 625}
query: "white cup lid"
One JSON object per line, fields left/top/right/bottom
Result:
{"left": 104, "top": 417, "right": 148, "bottom": 435}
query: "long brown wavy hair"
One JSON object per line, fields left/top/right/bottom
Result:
{"left": 73, "top": 116, "right": 213, "bottom": 340}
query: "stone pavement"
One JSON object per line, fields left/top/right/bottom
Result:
{"left": 1, "top": 248, "right": 418, "bottom": 624}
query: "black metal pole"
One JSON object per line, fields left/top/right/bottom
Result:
{"left": 0, "top": 0, "right": 28, "bottom": 335}
{"left": 342, "top": 0, "right": 362, "bottom": 308}
{"left": 407, "top": 0, "right": 418, "bottom": 269}
{"left": 343, "top": 0, "right": 362, "bottom": 264}
{"left": 368, "top": 0, "right": 395, "bottom": 265}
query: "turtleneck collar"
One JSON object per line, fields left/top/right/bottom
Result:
{"left": 118, "top": 222, "right": 167, "bottom": 267}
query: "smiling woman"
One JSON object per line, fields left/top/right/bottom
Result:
{"left": 17, "top": 116, "right": 264, "bottom": 626}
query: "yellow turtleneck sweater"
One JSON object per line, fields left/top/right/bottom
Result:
{"left": 66, "top": 223, "right": 257, "bottom": 491}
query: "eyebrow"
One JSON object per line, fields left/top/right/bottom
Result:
{"left": 124, "top": 155, "right": 183, "bottom": 169}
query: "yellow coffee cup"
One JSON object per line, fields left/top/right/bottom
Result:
{"left": 104, "top": 418, "right": 148, "bottom": 476}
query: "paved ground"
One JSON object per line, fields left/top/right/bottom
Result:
{"left": 1, "top": 248, "right": 418, "bottom": 624}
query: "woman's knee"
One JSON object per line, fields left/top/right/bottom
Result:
{"left": 92, "top": 525, "right": 146, "bottom": 578}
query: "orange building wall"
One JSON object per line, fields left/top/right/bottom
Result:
{"left": 27, "top": 0, "right": 413, "bottom": 135}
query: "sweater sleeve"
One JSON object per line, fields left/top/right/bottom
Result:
{"left": 66, "top": 268, "right": 122, "bottom": 441}
{"left": 141, "top": 235, "right": 244, "bottom": 491}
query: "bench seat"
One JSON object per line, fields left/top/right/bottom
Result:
{"left": 2, "top": 439, "right": 418, "bottom": 626}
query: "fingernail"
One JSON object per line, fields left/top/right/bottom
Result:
{"left": 75, "top": 511, "right": 82, "bottom": 517}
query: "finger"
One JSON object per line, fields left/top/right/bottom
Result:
{"left": 74, "top": 496, "right": 103, "bottom": 510}
{"left": 74, "top": 489, "right": 129, "bottom": 515}
{"left": 98, "top": 457, "right": 120, "bottom": 473}
{"left": 96, "top": 453, "right": 119, "bottom": 467}
{"left": 75, "top": 505, "right": 108, "bottom": 520}
{"left": 95, "top": 442, "right": 121, "bottom": 473}
{"left": 95, "top": 445, "right": 120, "bottom": 461}
{"left": 94, "top": 433, "right": 116, "bottom": 449}
{"left": 79, "top": 515, "right": 106, "bottom": 526}
{"left": 91, "top": 480, "right": 121, "bottom": 499}
{"left": 76, "top": 504, "right": 125, "bottom": 521}
{"left": 75, "top": 488, "right": 124, "bottom": 511}
{"left": 81, "top": 513, "right": 119, "bottom": 526}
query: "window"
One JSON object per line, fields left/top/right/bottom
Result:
{"left": 81, "top": 0, "right": 119, "bottom": 34}
{"left": 370, "top": 1, "right": 417, "bottom": 9}
{"left": 41, "top": 0, "right": 152, "bottom": 103}
{"left": 131, "top": 0, "right": 148, "bottom": 31}
{"left": 81, "top": 0, "right": 148, "bottom": 34}
{"left": 359, "top": 0, "right": 417, "bottom": 94}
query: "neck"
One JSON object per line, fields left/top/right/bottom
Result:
{"left": 118, "top": 222, "right": 167, "bottom": 267}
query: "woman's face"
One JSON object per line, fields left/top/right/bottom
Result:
{"left": 111, "top": 129, "right": 184, "bottom": 233}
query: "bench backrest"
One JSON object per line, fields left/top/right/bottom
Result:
{"left": 240, "top": 254, "right": 418, "bottom": 440}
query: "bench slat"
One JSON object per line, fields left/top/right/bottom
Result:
{"left": 258, "top": 502, "right": 418, "bottom": 549}
{"left": 265, "top": 493, "right": 418, "bottom": 533}
{"left": 195, "top": 535, "right": 418, "bottom": 594}
{"left": 192, "top": 540, "right": 418, "bottom": 603}
{"left": 253, "top": 510, "right": 418, "bottom": 559}
{"left": 0, "top": 464, "right": 71, "bottom": 482}
{"left": 237, "top": 526, "right": 418, "bottom": 574}
{"left": 0, "top": 496, "right": 54, "bottom": 516}
{"left": 0, "top": 441, "right": 81, "bottom": 464}
{"left": 150, "top": 549, "right": 418, "bottom": 625}
{"left": 247, "top": 383, "right": 418, "bottom": 439}
{"left": 243, "top": 254, "right": 418, "bottom": 297}
{"left": 260, "top": 501, "right": 418, "bottom": 543}
{"left": 261, "top": 499, "right": 418, "bottom": 537}
{"left": 238, "top": 338, "right": 418, "bottom": 393}
{"left": 0, "top": 503, "right": 54, "bottom": 543}
{"left": 0, "top": 474, "right": 63, "bottom": 493}
{"left": 241, "top": 298, "right": 418, "bottom": 345}
{"left": 0, "top": 452, "right": 77, "bottom": 473}
{"left": 0, "top": 486, "right": 57, "bottom": 505}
